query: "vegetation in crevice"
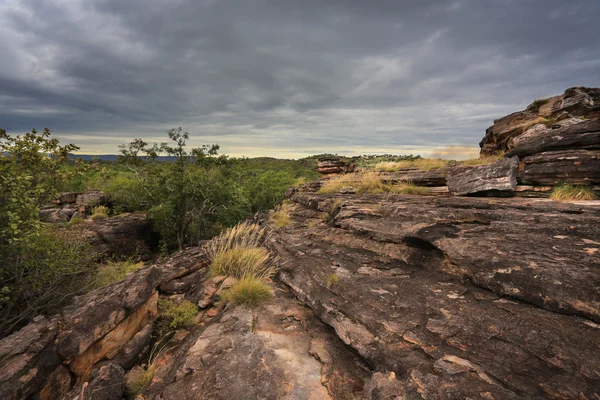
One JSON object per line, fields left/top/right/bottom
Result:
{"left": 550, "top": 184, "right": 597, "bottom": 201}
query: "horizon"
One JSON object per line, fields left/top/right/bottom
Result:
{"left": 2, "top": 0, "right": 599, "bottom": 158}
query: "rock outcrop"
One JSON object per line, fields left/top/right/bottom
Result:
{"left": 480, "top": 87, "right": 600, "bottom": 155}
{"left": 447, "top": 157, "right": 519, "bottom": 195}
{"left": 317, "top": 157, "right": 359, "bottom": 175}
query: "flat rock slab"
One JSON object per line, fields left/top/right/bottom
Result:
{"left": 269, "top": 193, "right": 600, "bottom": 398}
{"left": 520, "top": 149, "right": 600, "bottom": 185}
{"left": 446, "top": 157, "right": 519, "bottom": 196}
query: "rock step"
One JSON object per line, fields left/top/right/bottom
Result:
{"left": 267, "top": 198, "right": 600, "bottom": 398}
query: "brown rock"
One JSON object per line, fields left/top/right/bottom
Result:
{"left": 39, "top": 365, "right": 72, "bottom": 400}
{"left": 318, "top": 157, "right": 358, "bottom": 175}
{"left": 446, "top": 157, "right": 519, "bottom": 196}
{"left": 520, "top": 149, "right": 600, "bottom": 185}
{"left": 82, "top": 362, "right": 125, "bottom": 400}
{"left": 76, "top": 190, "right": 106, "bottom": 207}
{"left": 59, "top": 192, "right": 79, "bottom": 204}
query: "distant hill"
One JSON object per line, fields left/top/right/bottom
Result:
{"left": 67, "top": 154, "right": 177, "bottom": 162}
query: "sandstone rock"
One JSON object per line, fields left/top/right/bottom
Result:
{"left": 59, "top": 192, "right": 79, "bottom": 204}
{"left": 520, "top": 149, "right": 600, "bottom": 185}
{"left": 318, "top": 157, "right": 358, "bottom": 175}
{"left": 76, "top": 190, "right": 106, "bottom": 207}
{"left": 39, "top": 365, "right": 72, "bottom": 400}
{"left": 82, "top": 362, "right": 125, "bottom": 400}
{"left": 269, "top": 193, "right": 600, "bottom": 398}
{"left": 446, "top": 156, "right": 519, "bottom": 196}
{"left": 480, "top": 87, "right": 600, "bottom": 155}
{"left": 111, "top": 323, "right": 154, "bottom": 370}
{"left": 0, "top": 316, "right": 60, "bottom": 400}
{"left": 77, "top": 213, "right": 153, "bottom": 258}
{"left": 385, "top": 168, "right": 447, "bottom": 187}
{"left": 507, "top": 119, "right": 600, "bottom": 158}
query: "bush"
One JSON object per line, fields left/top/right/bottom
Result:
{"left": 91, "top": 205, "right": 109, "bottom": 220}
{"left": 221, "top": 276, "right": 273, "bottom": 308}
{"left": 550, "top": 184, "right": 597, "bottom": 201}
{"left": 96, "top": 260, "right": 144, "bottom": 287}
{"left": 270, "top": 209, "right": 292, "bottom": 228}
{"left": 125, "top": 365, "right": 156, "bottom": 396}
{"left": 156, "top": 299, "right": 198, "bottom": 332}
{"left": 210, "top": 247, "right": 274, "bottom": 280}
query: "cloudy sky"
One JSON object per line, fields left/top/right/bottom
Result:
{"left": 1, "top": 0, "right": 599, "bottom": 158}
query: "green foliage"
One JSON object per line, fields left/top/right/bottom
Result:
{"left": 221, "top": 276, "right": 273, "bottom": 308}
{"left": 243, "top": 170, "right": 296, "bottom": 212}
{"left": 550, "top": 184, "right": 597, "bottom": 201}
{"left": 96, "top": 260, "right": 144, "bottom": 287}
{"left": 157, "top": 299, "right": 198, "bottom": 332}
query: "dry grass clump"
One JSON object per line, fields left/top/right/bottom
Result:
{"left": 271, "top": 209, "right": 292, "bottom": 228}
{"left": 125, "top": 364, "right": 156, "bottom": 396}
{"left": 91, "top": 205, "right": 109, "bottom": 220}
{"left": 460, "top": 152, "right": 504, "bottom": 166}
{"left": 96, "top": 260, "right": 144, "bottom": 287}
{"left": 326, "top": 273, "right": 339, "bottom": 288}
{"left": 374, "top": 158, "right": 449, "bottom": 172}
{"left": 207, "top": 221, "right": 265, "bottom": 256}
{"left": 529, "top": 97, "right": 551, "bottom": 112}
{"left": 550, "top": 184, "right": 597, "bottom": 201}
{"left": 210, "top": 246, "right": 274, "bottom": 279}
{"left": 391, "top": 182, "right": 429, "bottom": 195}
{"left": 220, "top": 276, "right": 273, "bottom": 308}
{"left": 319, "top": 172, "right": 389, "bottom": 194}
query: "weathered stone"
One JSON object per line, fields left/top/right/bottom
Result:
{"left": 0, "top": 316, "right": 61, "bottom": 400}
{"left": 268, "top": 193, "right": 600, "bottom": 398}
{"left": 39, "top": 365, "right": 72, "bottom": 400}
{"left": 76, "top": 190, "right": 106, "bottom": 207}
{"left": 520, "top": 149, "right": 600, "bottom": 185}
{"left": 69, "top": 291, "right": 158, "bottom": 378}
{"left": 59, "top": 192, "right": 79, "bottom": 204}
{"left": 82, "top": 362, "right": 125, "bottom": 400}
{"left": 446, "top": 156, "right": 519, "bottom": 196}
{"left": 317, "top": 157, "right": 358, "bottom": 175}
{"left": 506, "top": 120, "right": 600, "bottom": 158}
{"left": 111, "top": 323, "right": 154, "bottom": 370}
{"left": 480, "top": 87, "right": 600, "bottom": 155}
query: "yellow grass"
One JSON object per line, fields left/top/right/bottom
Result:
{"left": 460, "top": 152, "right": 504, "bottom": 166}
{"left": 374, "top": 158, "right": 450, "bottom": 172}
{"left": 550, "top": 184, "right": 597, "bottom": 201}
{"left": 96, "top": 260, "right": 144, "bottom": 287}
{"left": 210, "top": 246, "right": 274, "bottom": 280}
{"left": 391, "top": 182, "right": 429, "bottom": 195}
{"left": 125, "top": 365, "right": 156, "bottom": 396}
{"left": 207, "top": 222, "right": 265, "bottom": 257}
{"left": 271, "top": 209, "right": 292, "bottom": 228}
{"left": 319, "top": 172, "right": 389, "bottom": 194}
{"left": 326, "top": 273, "right": 339, "bottom": 288}
{"left": 221, "top": 276, "right": 273, "bottom": 308}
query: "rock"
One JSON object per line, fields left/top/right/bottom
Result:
{"left": 268, "top": 193, "right": 600, "bottom": 398}
{"left": 317, "top": 157, "right": 358, "bottom": 175}
{"left": 59, "top": 192, "right": 78, "bottom": 204}
{"left": 69, "top": 291, "right": 158, "bottom": 378}
{"left": 480, "top": 87, "right": 600, "bottom": 155}
{"left": 0, "top": 316, "right": 60, "bottom": 400}
{"left": 520, "top": 149, "right": 600, "bottom": 185}
{"left": 76, "top": 213, "right": 154, "bottom": 259}
{"left": 506, "top": 120, "right": 600, "bottom": 158}
{"left": 83, "top": 362, "right": 125, "bottom": 400}
{"left": 76, "top": 190, "right": 106, "bottom": 208}
{"left": 385, "top": 168, "right": 448, "bottom": 187}
{"left": 39, "top": 365, "right": 72, "bottom": 400}
{"left": 446, "top": 157, "right": 519, "bottom": 196}
{"left": 111, "top": 323, "right": 154, "bottom": 370}
{"left": 40, "top": 208, "right": 70, "bottom": 222}
{"left": 361, "top": 372, "right": 406, "bottom": 399}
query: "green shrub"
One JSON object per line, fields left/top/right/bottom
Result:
{"left": 157, "top": 299, "right": 198, "bottom": 330}
{"left": 550, "top": 184, "right": 597, "bottom": 201}
{"left": 221, "top": 276, "right": 273, "bottom": 308}
{"left": 96, "top": 260, "right": 144, "bottom": 287}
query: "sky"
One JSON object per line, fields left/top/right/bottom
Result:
{"left": 1, "top": 0, "right": 599, "bottom": 159}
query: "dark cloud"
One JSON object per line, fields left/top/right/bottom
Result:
{"left": 1, "top": 0, "right": 599, "bottom": 157}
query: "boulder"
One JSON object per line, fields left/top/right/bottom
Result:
{"left": 384, "top": 168, "right": 447, "bottom": 187}
{"left": 520, "top": 149, "right": 600, "bottom": 185}
{"left": 446, "top": 157, "right": 519, "bottom": 196}
{"left": 506, "top": 120, "right": 600, "bottom": 158}
{"left": 317, "top": 157, "right": 358, "bottom": 175}
{"left": 59, "top": 192, "right": 78, "bottom": 204}
{"left": 480, "top": 87, "right": 600, "bottom": 155}
{"left": 82, "top": 362, "right": 125, "bottom": 400}
{"left": 76, "top": 190, "right": 106, "bottom": 208}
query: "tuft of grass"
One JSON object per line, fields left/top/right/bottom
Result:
{"left": 460, "top": 152, "right": 504, "bottom": 166}
{"left": 327, "top": 273, "right": 339, "bottom": 288}
{"left": 529, "top": 97, "right": 551, "bottom": 112}
{"left": 271, "top": 209, "right": 292, "bottom": 229}
{"left": 96, "top": 260, "right": 144, "bottom": 287}
{"left": 539, "top": 116, "right": 560, "bottom": 128}
{"left": 210, "top": 246, "right": 275, "bottom": 280}
{"left": 550, "top": 184, "right": 597, "bottom": 201}
{"left": 319, "top": 172, "right": 389, "bottom": 194}
{"left": 220, "top": 276, "right": 273, "bottom": 308}
{"left": 91, "top": 205, "right": 109, "bottom": 220}
{"left": 294, "top": 176, "right": 308, "bottom": 186}
{"left": 158, "top": 299, "right": 198, "bottom": 330}
{"left": 68, "top": 217, "right": 84, "bottom": 225}
{"left": 391, "top": 182, "right": 429, "bottom": 195}
{"left": 125, "top": 365, "right": 156, "bottom": 396}
{"left": 307, "top": 220, "right": 319, "bottom": 229}
{"left": 207, "top": 222, "right": 265, "bottom": 257}
{"left": 374, "top": 158, "right": 449, "bottom": 172}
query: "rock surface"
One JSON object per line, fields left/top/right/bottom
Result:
{"left": 317, "top": 157, "right": 359, "bottom": 175}
{"left": 447, "top": 156, "right": 519, "bottom": 196}
{"left": 520, "top": 149, "right": 600, "bottom": 185}
{"left": 480, "top": 87, "right": 600, "bottom": 155}
{"left": 267, "top": 192, "right": 600, "bottom": 399}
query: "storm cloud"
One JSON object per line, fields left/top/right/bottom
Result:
{"left": 1, "top": 0, "right": 599, "bottom": 157}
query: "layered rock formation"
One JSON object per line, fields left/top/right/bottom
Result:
{"left": 41, "top": 190, "right": 107, "bottom": 222}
